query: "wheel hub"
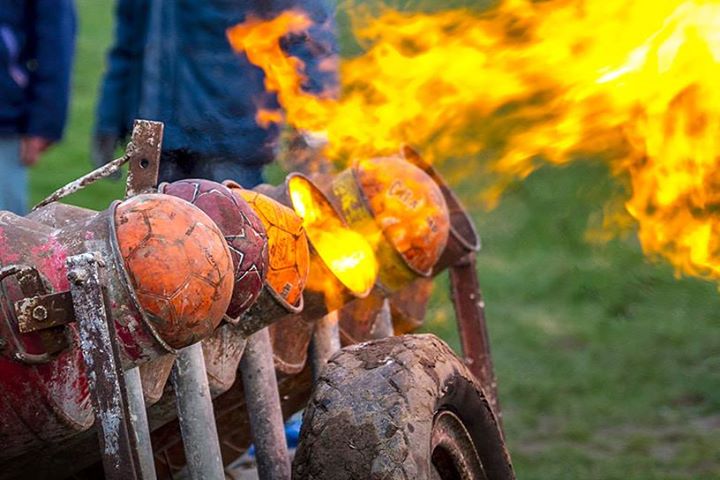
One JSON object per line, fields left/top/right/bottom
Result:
{"left": 430, "top": 409, "right": 487, "bottom": 480}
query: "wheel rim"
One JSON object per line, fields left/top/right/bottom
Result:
{"left": 430, "top": 410, "right": 487, "bottom": 480}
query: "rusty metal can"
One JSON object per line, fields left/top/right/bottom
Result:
{"left": 253, "top": 174, "right": 378, "bottom": 374}
{"left": 400, "top": 146, "right": 480, "bottom": 272}
{"left": 0, "top": 193, "right": 235, "bottom": 460}
{"left": 322, "top": 155, "right": 450, "bottom": 292}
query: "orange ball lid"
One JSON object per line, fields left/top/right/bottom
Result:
{"left": 229, "top": 187, "right": 309, "bottom": 309}
{"left": 114, "top": 194, "right": 234, "bottom": 349}
{"left": 354, "top": 156, "right": 450, "bottom": 276}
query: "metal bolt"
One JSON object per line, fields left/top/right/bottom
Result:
{"left": 32, "top": 305, "right": 48, "bottom": 322}
{"left": 68, "top": 269, "right": 89, "bottom": 285}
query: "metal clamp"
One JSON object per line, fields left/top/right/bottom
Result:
{"left": 15, "top": 291, "right": 74, "bottom": 333}
{"left": 0, "top": 264, "right": 67, "bottom": 363}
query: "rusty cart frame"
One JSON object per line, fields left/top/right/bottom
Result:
{"left": 0, "top": 121, "right": 512, "bottom": 480}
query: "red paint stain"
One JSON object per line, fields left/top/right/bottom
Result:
{"left": 31, "top": 235, "right": 70, "bottom": 290}
{"left": 0, "top": 227, "right": 21, "bottom": 263}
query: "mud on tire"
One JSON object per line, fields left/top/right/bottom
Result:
{"left": 293, "top": 334, "right": 514, "bottom": 480}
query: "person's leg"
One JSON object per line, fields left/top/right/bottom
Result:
{"left": 0, "top": 136, "right": 27, "bottom": 214}
{"left": 158, "top": 150, "right": 195, "bottom": 184}
{"left": 196, "top": 160, "right": 265, "bottom": 188}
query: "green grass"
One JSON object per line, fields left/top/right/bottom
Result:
{"left": 33, "top": 1, "right": 720, "bottom": 478}
{"left": 426, "top": 162, "right": 720, "bottom": 479}
{"left": 29, "top": 0, "right": 125, "bottom": 209}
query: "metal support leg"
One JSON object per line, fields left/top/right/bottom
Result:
{"left": 240, "top": 328, "right": 291, "bottom": 480}
{"left": 172, "top": 342, "right": 225, "bottom": 479}
{"left": 449, "top": 254, "right": 501, "bottom": 423}
{"left": 67, "top": 253, "right": 142, "bottom": 480}
{"left": 126, "top": 366, "right": 158, "bottom": 479}
{"left": 310, "top": 311, "right": 341, "bottom": 382}
{"left": 372, "top": 299, "right": 394, "bottom": 339}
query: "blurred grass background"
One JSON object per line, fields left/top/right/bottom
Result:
{"left": 32, "top": 1, "right": 720, "bottom": 478}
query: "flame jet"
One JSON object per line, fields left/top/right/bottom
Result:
{"left": 229, "top": 1, "right": 720, "bottom": 289}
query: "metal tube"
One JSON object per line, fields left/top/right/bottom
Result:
{"left": 125, "top": 366, "right": 158, "bottom": 479}
{"left": 171, "top": 343, "right": 225, "bottom": 479}
{"left": 310, "top": 311, "right": 341, "bottom": 381}
{"left": 449, "top": 254, "right": 501, "bottom": 425}
{"left": 239, "top": 328, "right": 291, "bottom": 480}
{"left": 373, "top": 299, "right": 394, "bottom": 339}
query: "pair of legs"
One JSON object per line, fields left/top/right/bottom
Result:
{"left": 0, "top": 136, "right": 27, "bottom": 214}
{"left": 158, "top": 150, "right": 265, "bottom": 188}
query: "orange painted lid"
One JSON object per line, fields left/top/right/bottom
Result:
{"left": 229, "top": 187, "right": 309, "bottom": 308}
{"left": 354, "top": 156, "right": 450, "bottom": 275}
{"left": 114, "top": 194, "right": 234, "bottom": 349}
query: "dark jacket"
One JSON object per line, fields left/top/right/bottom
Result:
{"left": 0, "top": 0, "right": 76, "bottom": 140}
{"left": 95, "top": 0, "right": 338, "bottom": 166}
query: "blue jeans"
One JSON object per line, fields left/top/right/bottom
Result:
{"left": 0, "top": 136, "right": 26, "bottom": 214}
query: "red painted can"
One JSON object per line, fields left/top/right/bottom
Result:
{"left": 0, "top": 194, "right": 235, "bottom": 462}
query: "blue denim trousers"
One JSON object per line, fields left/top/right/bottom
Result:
{"left": 0, "top": 136, "right": 26, "bottom": 214}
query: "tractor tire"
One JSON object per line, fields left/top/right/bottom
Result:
{"left": 293, "top": 334, "right": 514, "bottom": 480}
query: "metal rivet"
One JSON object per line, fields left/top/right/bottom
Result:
{"left": 32, "top": 305, "right": 48, "bottom": 322}
{"left": 68, "top": 269, "right": 88, "bottom": 285}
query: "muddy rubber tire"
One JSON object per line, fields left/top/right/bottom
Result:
{"left": 293, "top": 334, "right": 514, "bottom": 480}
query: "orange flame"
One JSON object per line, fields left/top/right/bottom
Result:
{"left": 287, "top": 176, "right": 378, "bottom": 298}
{"left": 229, "top": 1, "right": 720, "bottom": 285}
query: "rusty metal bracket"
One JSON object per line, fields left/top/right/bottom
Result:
{"left": 15, "top": 291, "right": 74, "bottom": 333}
{"left": 32, "top": 119, "right": 163, "bottom": 210}
{"left": 12, "top": 265, "right": 49, "bottom": 297}
{"left": 125, "top": 120, "right": 163, "bottom": 197}
{"left": 66, "top": 252, "right": 144, "bottom": 480}
{"left": 0, "top": 265, "right": 41, "bottom": 303}
{"left": 0, "top": 264, "right": 68, "bottom": 360}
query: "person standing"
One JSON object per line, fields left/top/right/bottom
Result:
{"left": 93, "top": 0, "right": 338, "bottom": 188}
{"left": 0, "top": 0, "right": 77, "bottom": 214}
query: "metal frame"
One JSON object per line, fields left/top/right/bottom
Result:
{"left": 126, "top": 366, "right": 159, "bottom": 479}
{"left": 1, "top": 119, "right": 505, "bottom": 479}
{"left": 309, "top": 311, "right": 341, "bottom": 382}
{"left": 449, "top": 253, "right": 501, "bottom": 423}
{"left": 67, "top": 252, "right": 146, "bottom": 480}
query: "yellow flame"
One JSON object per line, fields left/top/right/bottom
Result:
{"left": 287, "top": 176, "right": 378, "bottom": 296}
{"left": 229, "top": 1, "right": 720, "bottom": 285}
